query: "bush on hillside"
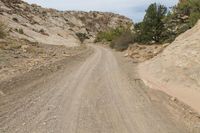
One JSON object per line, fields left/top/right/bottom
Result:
{"left": 110, "top": 30, "right": 134, "bottom": 51}
{"left": 76, "top": 33, "right": 89, "bottom": 43}
{"left": 95, "top": 26, "right": 134, "bottom": 51}
{"left": 161, "top": 0, "right": 200, "bottom": 42}
{"left": 189, "top": 12, "right": 200, "bottom": 26}
{"left": 0, "top": 21, "right": 7, "bottom": 39}
{"left": 177, "top": 0, "right": 200, "bottom": 26}
{"left": 95, "top": 27, "right": 126, "bottom": 42}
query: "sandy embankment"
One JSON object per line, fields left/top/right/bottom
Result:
{"left": 139, "top": 20, "right": 200, "bottom": 114}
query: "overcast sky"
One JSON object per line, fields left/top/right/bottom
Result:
{"left": 24, "top": 0, "right": 178, "bottom": 22}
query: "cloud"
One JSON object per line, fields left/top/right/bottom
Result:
{"left": 24, "top": 0, "right": 179, "bottom": 22}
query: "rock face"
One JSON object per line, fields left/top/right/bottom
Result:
{"left": 0, "top": 0, "right": 133, "bottom": 46}
{"left": 139, "top": 20, "right": 200, "bottom": 113}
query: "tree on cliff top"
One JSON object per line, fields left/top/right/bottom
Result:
{"left": 136, "top": 3, "right": 167, "bottom": 43}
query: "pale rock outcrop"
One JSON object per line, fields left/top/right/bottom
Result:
{"left": 139, "top": 20, "right": 200, "bottom": 113}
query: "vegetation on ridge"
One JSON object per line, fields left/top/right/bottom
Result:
{"left": 177, "top": 0, "right": 200, "bottom": 26}
{"left": 95, "top": 0, "right": 200, "bottom": 51}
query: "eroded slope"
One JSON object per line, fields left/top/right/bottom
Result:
{"left": 139, "top": 20, "right": 200, "bottom": 113}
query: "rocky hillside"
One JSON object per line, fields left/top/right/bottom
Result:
{"left": 139, "top": 20, "right": 200, "bottom": 114}
{"left": 0, "top": 0, "right": 133, "bottom": 84}
{"left": 0, "top": 0, "right": 133, "bottom": 46}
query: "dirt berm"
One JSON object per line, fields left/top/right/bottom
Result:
{"left": 139, "top": 20, "right": 200, "bottom": 114}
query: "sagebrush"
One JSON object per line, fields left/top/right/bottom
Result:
{"left": 110, "top": 31, "right": 134, "bottom": 51}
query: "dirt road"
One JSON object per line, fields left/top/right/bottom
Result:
{"left": 0, "top": 45, "right": 199, "bottom": 133}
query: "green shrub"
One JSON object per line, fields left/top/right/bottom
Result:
{"left": 110, "top": 30, "right": 134, "bottom": 51}
{"left": 0, "top": 21, "right": 7, "bottom": 39}
{"left": 177, "top": 0, "right": 200, "bottom": 26}
{"left": 95, "top": 27, "right": 126, "bottom": 42}
{"left": 178, "top": 24, "right": 191, "bottom": 34}
{"left": 189, "top": 12, "right": 200, "bottom": 26}
{"left": 76, "top": 33, "right": 89, "bottom": 43}
{"left": 177, "top": 1, "right": 191, "bottom": 15}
